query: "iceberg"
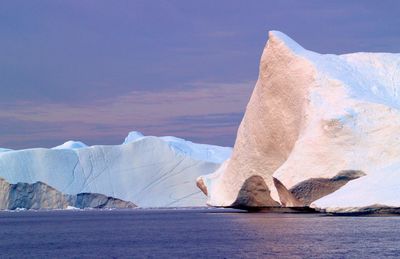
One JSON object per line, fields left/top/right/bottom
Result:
{"left": 198, "top": 31, "right": 400, "bottom": 213}
{"left": 0, "top": 177, "right": 136, "bottom": 210}
{"left": 0, "top": 132, "right": 232, "bottom": 208}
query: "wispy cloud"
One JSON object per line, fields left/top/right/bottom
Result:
{"left": 1, "top": 1, "right": 399, "bottom": 149}
{"left": 0, "top": 81, "right": 253, "bottom": 149}
{"left": 207, "top": 30, "right": 238, "bottom": 38}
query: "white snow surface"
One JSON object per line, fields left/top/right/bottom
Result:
{"left": 199, "top": 30, "right": 400, "bottom": 212}
{"left": 124, "top": 131, "right": 231, "bottom": 164}
{"left": 53, "top": 141, "right": 88, "bottom": 150}
{"left": 0, "top": 132, "right": 231, "bottom": 207}
{"left": 312, "top": 167, "right": 400, "bottom": 212}
{"left": 123, "top": 131, "right": 145, "bottom": 143}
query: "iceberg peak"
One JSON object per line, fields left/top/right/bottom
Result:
{"left": 267, "top": 30, "right": 306, "bottom": 54}
{"left": 123, "top": 131, "right": 145, "bottom": 144}
{"left": 53, "top": 140, "right": 88, "bottom": 150}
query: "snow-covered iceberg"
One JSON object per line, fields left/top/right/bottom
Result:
{"left": 0, "top": 132, "right": 231, "bottom": 208}
{"left": 197, "top": 31, "right": 400, "bottom": 213}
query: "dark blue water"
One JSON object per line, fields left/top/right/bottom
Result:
{"left": 0, "top": 209, "right": 399, "bottom": 258}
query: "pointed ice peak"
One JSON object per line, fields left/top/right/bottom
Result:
{"left": 53, "top": 140, "right": 88, "bottom": 150}
{"left": 268, "top": 30, "right": 306, "bottom": 53}
{"left": 123, "top": 131, "right": 145, "bottom": 144}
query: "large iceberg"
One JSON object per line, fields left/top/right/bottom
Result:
{"left": 0, "top": 132, "right": 231, "bottom": 208}
{"left": 198, "top": 31, "right": 400, "bottom": 213}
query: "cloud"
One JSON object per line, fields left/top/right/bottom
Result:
{"left": 207, "top": 30, "right": 238, "bottom": 38}
{"left": 0, "top": 81, "right": 253, "bottom": 149}
{"left": 1, "top": 1, "right": 399, "bottom": 148}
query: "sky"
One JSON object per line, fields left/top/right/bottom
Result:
{"left": 1, "top": 0, "right": 400, "bottom": 149}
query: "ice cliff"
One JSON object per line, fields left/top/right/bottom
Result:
{"left": 0, "top": 132, "right": 231, "bottom": 209}
{"left": 0, "top": 178, "right": 136, "bottom": 210}
{"left": 197, "top": 31, "right": 400, "bottom": 213}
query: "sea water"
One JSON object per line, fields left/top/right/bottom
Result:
{"left": 0, "top": 209, "right": 399, "bottom": 258}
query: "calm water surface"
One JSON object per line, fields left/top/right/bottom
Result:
{"left": 0, "top": 208, "right": 399, "bottom": 258}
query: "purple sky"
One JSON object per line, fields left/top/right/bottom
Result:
{"left": 1, "top": 1, "right": 400, "bottom": 149}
